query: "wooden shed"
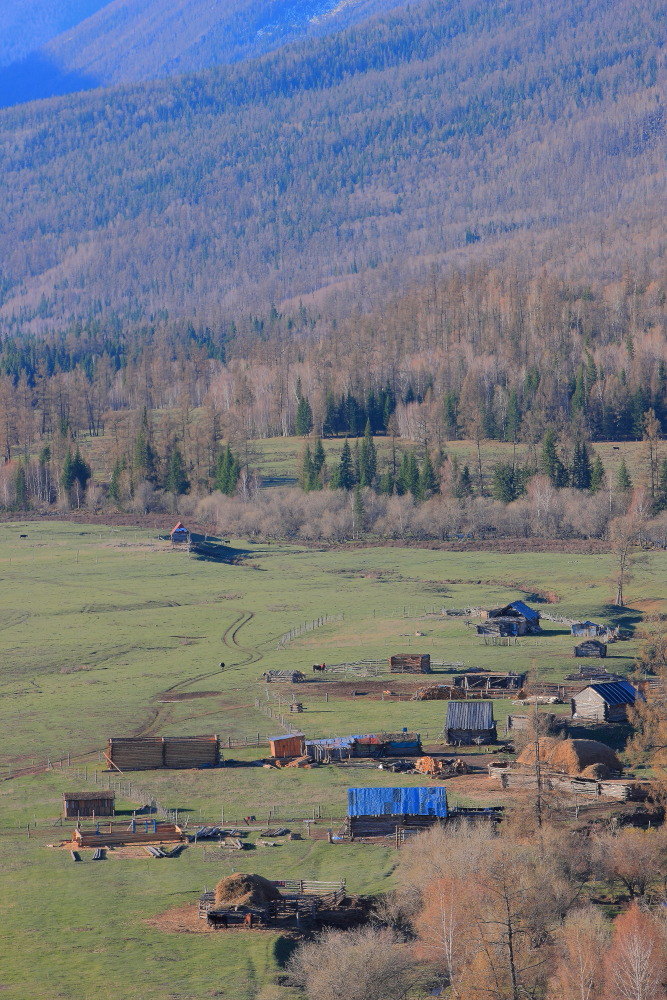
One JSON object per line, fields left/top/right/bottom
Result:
{"left": 64, "top": 791, "right": 115, "bottom": 818}
{"left": 268, "top": 734, "right": 305, "bottom": 759}
{"left": 483, "top": 600, "right": 540, "bottom": 634}
{"left": 170, "top": 521, "right": 189, "bottom": 545}
{"left": 389, "top": 654, "right": 431, "bottom": 674}
{"left": 574, "top": 639, "right": 607, "bottom": 658}
{"left": 571, "top": 621, "right": 603, "bottom": 638}
{"left": 106, "top": 735, "right": 220, "bottom": 771}
{"left": 571, "top": 681, "right": 638, "bottom": 723}
{"left": 445, "top": 701, "right": 496, "bottom": 745}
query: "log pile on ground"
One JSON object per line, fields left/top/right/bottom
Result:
{"left": 517, "top": 737, "right": 622, "bottom": 775}
{"left": 214, "top": 873, "right": 282, "bottom": 909}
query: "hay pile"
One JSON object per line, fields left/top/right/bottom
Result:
{"left": 579, "top": 763, "right": 614, "bottom": 780}
{"left": 411, "top": 685, "right": 454, "bottom": 701}
{"left": 517, "top": 738, "right": 622, "bottom": 776}
{"left": 214, "top": 873, "right": 282, "bottom": 909}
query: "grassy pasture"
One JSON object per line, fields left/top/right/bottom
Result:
{"left": 1, "top": 522, "right": 665, "bottom": 999}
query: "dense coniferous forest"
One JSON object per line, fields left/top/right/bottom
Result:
{"left": 0, "top": 0, "right": 664, "bottom": 332}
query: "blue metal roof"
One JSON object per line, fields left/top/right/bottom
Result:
{"left": 446, "top": 700, "right": 495, "bottom": 731}
{"left": 508, "top": 600, "right": 539, "bottom": 620}
{"left": 347, "top": 786, "right": 447, "bottom": 818}
{"left": 586, "top": 680, "right": 638, "bottom": 705}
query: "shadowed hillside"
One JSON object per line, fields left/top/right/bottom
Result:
{"left": 0, "top": 0, "right": 664, "bottom": 333}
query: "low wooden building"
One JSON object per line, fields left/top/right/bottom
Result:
{"left": 64, "top": 791, "right": 115, "bottom": 818}
{"left": 346, "top": 786, "right": 447, "bottom": 837}
{"left": 574, "top": 639, "right": 607, "bottom": 658}
{"left": 106, "top": 735, "right": 220, "bottom": 771}
{"left": 482, "top": 601, "right": 540, "bottom": 635}
{"left": 571, "top": 681, "right": 638, "bottom": 723}
{"left": 268, "top": 734, "right": 305, "bottom": 759}
{"left": 389, "top": 654, "right": 431, "bottom": 674}
{"left": 445, "top": 700, "right": 496, "bottom": 745}
{"left": 170, "top": 521, "right": 189, "bottom": 544}
{"left": 571, "top": 621, "right": 604, "bottom": 638}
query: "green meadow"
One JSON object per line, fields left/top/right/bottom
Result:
{"left": 1, "top": 522, "right": 665, "bottom": 999}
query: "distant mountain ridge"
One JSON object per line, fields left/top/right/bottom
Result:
{"left": 0, "top": 0, "right": 664, "bottom": 335}
{"left": 0, "top": 0, "right": 406, "bottom": 107}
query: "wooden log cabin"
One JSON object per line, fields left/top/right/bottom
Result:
{"left": 389, "top": 654, "right": 431, "bottom": 674}
{"left": 268, "top": 734, "right": 306, "bottom": 759}
{"left": 64, "top": 791, "right": 115, "bottom": 818}
{"left": 106, "top": 735, "right": 220, "bottom": 771}
{"left": 571, "top": 681, "right": 638, "bottom": 723}
{"left": 445, "top": 700, "right": 497, "bottom": 745}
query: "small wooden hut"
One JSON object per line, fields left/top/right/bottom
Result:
{"left": 574, "top": 639, "right": 607, "bottom": 658}
{"left": 170, "top": 521, "right": 190, "bottom": 545}
{"left": 389, "top": 654, "right": 431, "bottom": 674}
{"left": 571, "top": 681, "right": 638, "bottom": 723}
{"left": 64, "top": 791, "right": 115, "bottom": 818}
{"left": 445, "top": 701, "right": 496, "bottom": 745}
{"left": 268, "top": 734, "right": 305, "bottom": 759}
{"left": 571, "top": 621, "right": 604, "bottom": 638}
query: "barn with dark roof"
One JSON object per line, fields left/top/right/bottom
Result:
{"left": 571, "top": 680, "right": 639, "bottom": 723}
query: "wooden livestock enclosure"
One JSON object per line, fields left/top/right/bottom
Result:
{"left": 454, "top": 671, "right": 525, "bottom": 692}
{"left": 389, "top": 654, "right": 431, "bottom": 674}
{"left": 505, "top": 713, "right": 561, "bottom": 734}
{"left": 73, "top": 820, "right": 186, "bottom": 847}
{"left": 445, "top": 700, "right": 497, "bottom": 745}
{"left": 574, "top": 639, "right": 607, "bottom": 658}
{"left": 262, "top": 670, "right": 306, "bottom": 683}
{"left": 492, "top": 766, "right": 649, "bottom": 802}
{"left": 64, "top": 791, "right": 115, "bottom": 818}
{"left": 268, "top": 734, "right": 306, "bottom": 759}
{"left": 106, "top": 735, "right": 220, "bottom": 771}
{"left": 571, "top": 681, "right": 638, "bottom": 723}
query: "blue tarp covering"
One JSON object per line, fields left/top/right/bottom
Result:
{"left": 347, "top": 786, "right": 448, "bottom": 818}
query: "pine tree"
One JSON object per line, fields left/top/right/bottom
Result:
{"left": 397, "top": 450, "right": 419, "bottom": 497}
{"left": 540, "top": 429, "right": 569, "bottom": 487}
{"left": 295, "top": 393, "right": 313, "bottom": 436}
{"left": 299, "top": 444, "right": 314, "bottom": 491}
{"left": 418, "top": 451, "right": 438, "bottom": 500}
{"left": 311, "top": 437, "right": 326, "bottom": 488}
{"left": 616, "top": 458, "right": 633, "bottom": 493}
{"left": 61, "top": 449, "right": 75, "bottom": 494}
{"left": 378, "top": 469, "right": 394, "bottom": 494}
{"left": 215, "top": 445, "right": 240, "bottom": 496}
{"left": 570, "top": 440, "right": 592, "bottom": 490}
{"left": 13, "top": 463, "right": 28, "bottom": 510}
{"left": 491, "top": 463, "right": 520, "bottom": 503}
{"left": 359, "top": 420, "right": 377, "bottom": 487}
{"left": 443, "top": 392, "right": 458, "bottom": 439}
{"left": 133, "top": 409, "right": 157, "bottom": 483}
{"left": 109, "top": 457, "right": 125, "bottom": 507}
{"left": 454, "top": 464, "right": 474, "bottom": 498}
{"left": 657, "top": 459, "right": 667, "bottom": 511}
{"left": 589, "top": 455, "right": 606, "bottom": 493}
{"left": 331, "top": 439, "right": 355, "bottom": 491}
{"left": 164, "top": 445, "right": 190, "bottom": 495}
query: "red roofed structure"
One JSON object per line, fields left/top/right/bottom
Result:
{"left": 170, "top": 522, "right": 189, "bottom": 545}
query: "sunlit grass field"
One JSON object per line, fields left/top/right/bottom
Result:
{"left": 1, "top": 522, "right": 665, "bottom": 999}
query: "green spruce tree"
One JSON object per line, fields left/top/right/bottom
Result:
{"left": 570, "top": 440, "right": 592, "bottom": 490}
{"left": 589, "top": 455, "right": 606, "bottom": 493}
{"left": 13, "top": 463, "right": 28, "bottom": 510}
{"left": 164, "top": 445, "right": 190, "bottom": 495}
{"left": 616, "top": 458, "right": 633, "bottom": 493}
{"left": 215, "top": 445, "right": 241, "bottom": 496}
{"left": 359, "top": 421, "right": 377, "bottom": 487}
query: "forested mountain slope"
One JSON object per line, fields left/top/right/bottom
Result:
{"left": 0, "top": 0, "right": 664, "bottom": 334}
{"left": 0, "top": 0, "right": 405, "bottom": 107}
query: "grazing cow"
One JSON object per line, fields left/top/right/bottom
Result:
{"left": 312, "top": 663, "right": 326, "bottom": 673}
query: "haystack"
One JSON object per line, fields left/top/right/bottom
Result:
{"left": 411, "top": 685, "right": 452, "bottom": 701}
{"left": 214, "top": 873, "right": 282, "bottom": 909}
{"left": 579, "top": 763, "right": 614, "bottom": 780}
{"left": 517, "top": 738, "right": 622, "bottom": 776}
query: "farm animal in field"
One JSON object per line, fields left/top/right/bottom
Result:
{"left": 312, "top": 663, "right": 326, "bottom": 672}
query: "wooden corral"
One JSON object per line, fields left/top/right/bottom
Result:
{"left": 389, "top": 654, "right": 431, "bottom": 674}
{"left": 199, "top": 875, "right": 349, "bottom": 929}
{"left": 574, "top": 639, "right": 607, "bottom": 658}
{"left": 262, "top": 670, "right": 306, "bottom": 683}
{"left": 73, "top": 820, "right": 186, "bottom": 848}
{"left": 445, "top": 701, "right": 497, "bottom": 745}
{"left": 505, "top": 713, "right": 560, "bottom": 733}
{"left": 571, "top": 681, "right": 638, "bottom": 722}
{"left": 454, "top": 671, "right": 525, "bottom": 692}
{"left": 64, "top": 791, "right": 115, "bottom": 818}
{"left": 492, "top": 765, "right": 649, "bottom": 802}
{"left": 268, "top": 734, "right": 306, "bottom": 759}
{"left": 106, "top": 735, "right": 220, "bottom": 771}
